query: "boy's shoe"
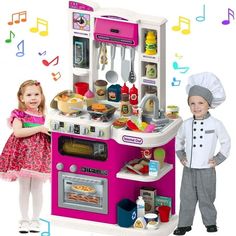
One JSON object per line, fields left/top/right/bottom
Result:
{"left": 173, "top": 226, "right": 192, "bottom": 235}
{"left": 29, "top": 220, "right": 40, "bottom": 233}
{"left": 206, "top": 225, "right": 217, "bottom": 232}
{"left": 19, "top": 220, "right": 29, "bottom": 234}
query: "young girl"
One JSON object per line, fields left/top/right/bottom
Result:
{"left": 0, "top": 80, "right": 51, "bottom": 234}
{"left": 173, "top": 72, "right": 231, "bottom": 235}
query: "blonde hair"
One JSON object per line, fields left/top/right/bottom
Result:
{"left": 17, "top": 80, "right": 46, "bottom": 115}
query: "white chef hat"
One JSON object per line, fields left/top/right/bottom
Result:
{"left": 186, "top": 72, "right": 226, "bottom": 108}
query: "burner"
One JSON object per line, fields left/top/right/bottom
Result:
{"left": 58, "top": 111, "right": 82, "bottom": 117}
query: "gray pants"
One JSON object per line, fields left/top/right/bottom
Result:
{"left": 178, "top": 167, "right": 217, "bottom": 227}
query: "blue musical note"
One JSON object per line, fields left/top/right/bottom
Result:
{"left": 40, "top": 218, "right": 51, "bottom": 236}
{"left": 171, "top": 77, "right": 181, "bottom": 86}
{"left": 173, "top": 61, "right": 190, "bottom": 74}
{"left": 196, "top": 4, "right": 206, "bottom": 22}
{"left": 16, "top": 40, "right": 25, "bottom": 57}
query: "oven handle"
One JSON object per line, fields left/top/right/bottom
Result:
{"left": 64, "top": 175, "right": 104, "bottom": 185}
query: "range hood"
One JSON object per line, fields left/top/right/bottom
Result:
{"left": 94, "top": 17, "right": 138, "bottom": 47}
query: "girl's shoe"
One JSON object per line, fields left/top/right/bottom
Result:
{"left": 19, "top": 220, "right": 29, "bottom": 234}
{"left": 29, "top": 220, "right": 40, "bottom": 233}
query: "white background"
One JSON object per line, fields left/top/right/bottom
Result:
{"left": 0, "top": 0, "right": 236, "bottom": 235}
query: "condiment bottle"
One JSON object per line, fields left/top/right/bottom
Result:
{"left": 121, "top": 83, "right": 129, "bottom": 94}
{"left": 120, "top": 93, "right": 131, "bottom": 117}
{"left": 129, "top": 84, "right": 138, "bottom": 105}
{"left": 145, "top": 31, "right": 157, "bottom": 55}
{"left": 136, "top": 196, "right": 145, "bottom": 217}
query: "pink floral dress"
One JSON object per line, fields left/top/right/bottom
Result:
{"left": 0, "top": 109, "right": 51, "bottom": 181}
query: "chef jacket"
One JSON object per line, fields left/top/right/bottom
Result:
{"left": 176, "top": 113, "right": 231, "bottom": 169}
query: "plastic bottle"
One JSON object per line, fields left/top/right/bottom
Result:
{"left": 145, "top": 31, "right": 157, "bottom": 55}
{"left": 121, "top": 83, "right": 129, "bottom": 94}
{"left": 129, "top": 84, "right": 138, "bottom": 105}
{"left": 120, "top": 93, "right": 131, "bottom": 117}
{"left": 136, "top": 196, "right": 145, "bottom": 217}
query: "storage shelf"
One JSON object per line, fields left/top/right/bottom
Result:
{"left": 51, "top": 214, "right": 178, "bottom": 236}
{"left": 116, "top": 163, "right": 173, "bottom": 182}
{"left": 141, "top": 76, "right": 158, "bottom": 86}
{"left": 141, "top": 53, "right": 159, "bottom": 63}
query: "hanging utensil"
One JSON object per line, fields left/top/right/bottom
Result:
{"left": 128, "top": 47, "right": 136, "bottom": 83}
{"left": 105, "top": 44, "right": 118, "bottom": 83}
{"left": 100, "top": 43, "right": 108, "bottom": 71}
{"left": 121, "top": 46, "right": 130, "bottom": 82}
{"left": 97, "top": 42, "right": 102, "bottom": 70}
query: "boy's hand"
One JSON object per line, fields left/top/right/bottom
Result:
{"left": 180, "top": 158, "right": 188, "bottom": 166}
{"left": 208, "top": 159, "right": 217, "bottom": 167}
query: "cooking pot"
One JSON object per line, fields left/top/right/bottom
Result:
{"left": 50, "top": 90, "right": 84, "bottom": 114}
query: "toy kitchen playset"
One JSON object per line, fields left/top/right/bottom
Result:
{"left": 49, "top": 1, "right": 182, "bottom": 235}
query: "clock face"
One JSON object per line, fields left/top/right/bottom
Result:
{"left": 73, "top": 12, "right": 90, "bottom": 31}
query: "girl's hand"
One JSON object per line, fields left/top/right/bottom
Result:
{"left": 208, "top": 159, "right": 217, "bottom": 168}
{"left": 39, "top": 125, "right": 50, "bottom": 136}
{"left": 180, "top": 158, "right": 188, "bottom": 166}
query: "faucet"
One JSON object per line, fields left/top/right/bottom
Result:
{"left": 138, "top": 94, "right": 159, "bottom": 123}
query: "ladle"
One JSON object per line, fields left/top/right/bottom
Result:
{"left": 105, "top": 44, "right": 118, "bottom": 83}
{"left": 128, "top": 47, "right": 136, "bottom": 83}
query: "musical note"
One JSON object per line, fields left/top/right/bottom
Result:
{"left": 173, "top": 61, "right": 190, "bottom": 74}
{"left": 172, "top": 16, "right": 191, "bottom": 35}
{"left": 39, "top": 51, "right": 46, "bottom": 56}
{"left": 16, "top": 40, "right": 25, "bottom": 57}
{"left": 5, "top": 30, "right": 15, "bottom": 43}
{"left": 196, "top": 4, "right": 206, "bottom": 22}
{"left": 39, "top": 218, "right": 50, "bottom": 236}
{"left": 42, "top": 56, "right": 59, "bottom": 66}
{"left": 51, "top": 72, "right": 61, "bottom": 81}
{"left": 171, "top": 77, "right": 181, "bottom": 86}
{"left": 30, "top": 18, "right": 48, "bottom": 36}
{"left": 175, "top": 53, "right": 183, "bottom": 59}
{"left": 8, "top": 11, "right": 27, "bottom": 25}
{"left": 222, "top": 8, "right": 235, "bottom": 25}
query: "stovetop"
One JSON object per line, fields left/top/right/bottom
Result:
{"left": 47, "top": 109, "right": 118, "bottom": 140}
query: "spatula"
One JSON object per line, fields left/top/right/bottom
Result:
{"left": 121, "top": 46, "right": 130, "bottom": 82}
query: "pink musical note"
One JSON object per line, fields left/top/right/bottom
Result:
{"left": 222, "top": 8, "right": 235, "bottom": 25}
{"left": 16, "top": 40, "right": 25, "bottom": 57}
{"left": 42, "top": 56, "right": 59, "bottom": 66}
{"left": 8, "top": 11, "right": 27, "bottom": 25}
{"left": 51, "top": 72, "right": 61, "bottom": 81}
{"left": 5, "top": 30, "right": 15, "bottom": 43}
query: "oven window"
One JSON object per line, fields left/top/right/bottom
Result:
{"left": 58, "top": 136, "right": 108, "bottom": 161}
{"left": 59, "top": 172, "right": 108, "bottom": 214}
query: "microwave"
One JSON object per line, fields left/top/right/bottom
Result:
{"left": 58, "top": 136, "right": 108, "bottom": 161}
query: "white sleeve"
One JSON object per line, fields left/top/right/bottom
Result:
{"left": 214, "top": 120, "right": 231, "bottom": 165}
{"left": 175, "top": 122, "right": 186, "bottom": 160}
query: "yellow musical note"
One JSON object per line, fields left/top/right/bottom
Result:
{"left": 30, "top": 18, "right": 48, "bottom": 37}
{"left": 172, "top": 16, "right": 191, "bottom": 35}
{"left": 8, "top": 11, "right": 27, "bottom": 25}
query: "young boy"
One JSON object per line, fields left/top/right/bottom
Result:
{"left": 173, "top": 72, "right": 231, "bottom": 235}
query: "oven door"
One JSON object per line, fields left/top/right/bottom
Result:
{"left": 58, "top": 172, "right": 108, "bottom": 214}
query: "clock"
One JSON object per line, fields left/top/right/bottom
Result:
{"left": 73, "top": 12, "right": 90, "bottom": 31}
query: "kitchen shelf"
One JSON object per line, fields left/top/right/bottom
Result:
{"left": 116, "top": 162, "right": 173, "bottom": 182}
{"left": 141, "top": 53, "right": 159, "bottom": 63}
{"left": 51, "top": 214, "right": 178, "bottom": 236}
{"left": 141, "top": 76, "right": 157, "bottom": 86}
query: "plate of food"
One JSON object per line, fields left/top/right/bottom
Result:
{"left": 71, "top": 184, "right": 96, "bottom": 194}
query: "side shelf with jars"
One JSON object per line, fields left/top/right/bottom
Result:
{"left": 138, "top": 18, "right": 166, "bottom": 113}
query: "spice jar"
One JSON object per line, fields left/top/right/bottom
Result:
{"left": 166, "top": 105, "right": 179, "bottom": 119}
{"left": 120, "top": 93, "right": 131, "bottom": 117}
{"left": 94, "top": 80, "right": 108, "bottom": 100}
{"left": 145, "top": 31, "right": 157, "bottom": 55}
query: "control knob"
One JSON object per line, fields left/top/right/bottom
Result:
{"left": 82, "top": 127, "right": 89, "bottom": 135}
{"left": 56, "top": 163, "right": 64, "bottom": 171}
{"left": 52, "top": 121, "right": 60, "bottom": 131}
{"left": 69, "top": 165, "right": 77, "bottom": 173}
{"left": 98, "top": 130, "right": 104, "bottom": 137}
